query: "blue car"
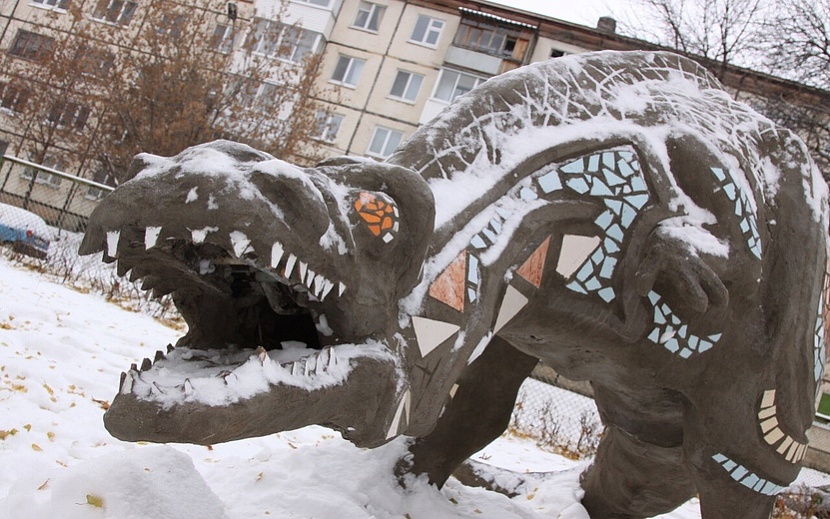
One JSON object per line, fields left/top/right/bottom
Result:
{"left": 0, "top": 203, "right": 53, "bottom": 259}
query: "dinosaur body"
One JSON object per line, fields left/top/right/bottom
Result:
{"left": 81, "top": 51, "right": 829, "bottom": 518}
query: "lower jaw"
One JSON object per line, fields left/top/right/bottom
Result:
{"left": 104, "top": 341, "right": 401, "bottom": 447}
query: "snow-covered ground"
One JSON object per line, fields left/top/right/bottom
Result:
{"left": 0, "top": 254, "right": 754, "bottom": 519}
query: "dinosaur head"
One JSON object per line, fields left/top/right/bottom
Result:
{"left": 80, "top": 141, "right": 434, "bottom": 447}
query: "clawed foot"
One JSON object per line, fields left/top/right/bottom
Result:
{"left": 635, "top": 226, "right": 728, "bottom": 318}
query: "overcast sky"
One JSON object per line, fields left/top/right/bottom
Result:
{"left": 484, "top": 0, "right": 630, "bottom": 28}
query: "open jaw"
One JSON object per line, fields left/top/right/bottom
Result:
{"left": 80, "top": 225, "right": 400, "bottom": 447}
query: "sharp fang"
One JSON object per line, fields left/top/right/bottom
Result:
{"left": 167, "top": 344, "right": 175, "bottom": 353}
{"left": 130, "top": 363, "right": 138, "bottom": 371}
{"left": 154, "top": 350, "right": 165, "bottom": 363}
{"left": 291, "top": 362, "right": 300, "bottom": 377}
{"left": 119, "top": 371, "right": 126, "bottom": 391}
{"left": 122, "top": 370, "right": 137, "bottom": 394}
{"left": 317, "top": 349, "right": 329, "bottom": 373}
{"left": 338, "top": 281, "right": 346, "bottom": 297}
{"left": 271, "top": 242, "right": 284, "bottom": 269}
{"left": 320, "top": 279, "right": 334, "bottom": 300}
{"left": 299, "top": 262, "right": 308, "bottom": 281}
{"left": 106, "top": 230, "right": 121, "bottom": 258}
{"left": 284, "top": 254, "right": 297, "bottom": 278}
{"left": 183, "top": 378, "right": 194, "bottom": 396}
{"left": 145, "top": 227, "right": 162, "bottom": 249}
{"left": 230, "top": 231, "right": 251, "bottom": 257}
{"left": 141, "top": 358, "right": 152, "bottom": 371}
{"left": 306, "top": 269, "right": 315, "bottom": 287}
{"left": 313, "top": 276, "right": 324, "bottom": 298}
{"left": 303, "top": 359, "right": 310, "bottom": 377}
{"left": 191, "top": 226, "right": 217, "bottom": 244}
{"left": 328, "top": 349, "right": 337, "bottom": 368}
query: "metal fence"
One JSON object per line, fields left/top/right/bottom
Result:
{"left": 0, "top": 155, "right": 114, "bottom": 236}
{"left": 514, "top": 366, "right": 830, "bottom": 489}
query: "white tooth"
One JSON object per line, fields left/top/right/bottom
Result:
{"left": 106, "top": 230, "right": 120, "bottom": 257}
{"left": 307, "top": 269, "right": 316, "bottom": 287}
{"left": 317, "top": 349, "right": 329, "bottom": 372}
{"left": 303, "top": 359, "right": 310, "bottom": 377}
{"left": 392, "top": 221, "right": 399, "bottom": 232}
{"left": 183, "top": 378, "right": 195, "bottom": 395}
{"left": 122, "top": 371, "right": 135, "bottom": 394}
{"left": 284, "top": 254, "right": 297, "bottom": 278}
{"left": 338, "top": 281, "right": 346, "bottom": 297}
{"left": 291, "top": 362, "right": 300, "bottom": 377}
{"left": 230, "top": 231, "right": 250, "bottom": 257}
{"left": 271, "top": 242, "right": 284, "bottom": 269}
{"left": 145, "top": 227, "right": 162, "bottom": 249}
{"left": 329, "top": 349, "right": 337, "bottom": 368}
{"left": 313, "top": 275, "right": 323, "bottom": 297}
{"left": 320, "top": 279, "right": 334, "bottom": 300}
{"left": 190, "top": 226, "right": 217, "bottom": 244}
{"left": 299, "top": 262, "right": 308, "bottom": 281}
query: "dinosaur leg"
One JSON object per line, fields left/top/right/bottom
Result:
{"left": 405, "top": 336, "right": 538, "bottom": 487}
{"left": 681, "top": 401, "right": 800, "bottom": 519}
{"left": 581, "top": 385, "right": 697, "bottom": 518}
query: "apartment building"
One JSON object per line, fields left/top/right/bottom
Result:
{"left": 1, "top": 0, "right": 828, "bottom": 177}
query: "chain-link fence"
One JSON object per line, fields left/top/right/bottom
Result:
{"left": 513, "top": 365, "right": 830, "bottom": 489}
{"left": 0, "top": 155, "right": 113, "bottom": 259}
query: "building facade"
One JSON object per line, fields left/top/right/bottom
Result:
{"left": 1, "top": 0, "right": 828, "bottom": 177}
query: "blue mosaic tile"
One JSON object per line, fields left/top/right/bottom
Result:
{"left": 520, "top": 187, "right": 538, "bottom": 200}
{"left": 597, "top": 287, "right": 615, "bottom": 302}
{"left": 566, "top": 177, "right": 590, "bottom": 194}
{"left": 538, "top": 171, "right": 562, "bottom": 193}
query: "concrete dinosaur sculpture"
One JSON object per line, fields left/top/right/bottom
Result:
{"left": 80, "top": 51, "right": 829, "bottom": 518}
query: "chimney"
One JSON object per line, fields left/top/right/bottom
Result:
{"left": 597, "top": 16, "right": 617, "bottom": 34}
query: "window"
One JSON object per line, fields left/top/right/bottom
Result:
{"left": 367, "top": 127, "right": 403, "bottom": 158}
{"left": 155, "top": 12, "right": 186, "bottom": 38}
{"left": 0, "top": 83, "right": 30, "bottom": 113}
{"left": 409, "top": 15, "right": 443, "bottom": 47}
{"left": 47, "top": 100, "right": 91, "bottom": 130}
{"left": 433, "top": 69, "right": 485, "bottom": 103}
{"left": 293, "top": 0, "right": 331, "bottom": 6}
{"left": 86, "top": 167, "right": 115, "bottom": 200}
{"left": 211, "top": 23, "right": 236, "bottom": 53}
{"left": 9, "top": 30, "right": 54, "bottom": 61}
{"left": 389, "top": 70, "right": 423, "bottom": 102}
{"left": 331, "top": 55, "right": 365, "bottom": 87}
{"left": 314, "top": 111, "right": 343, "bottom": 143}
{"left": 352, "top": 1, "right": 385, "bottom": 32}
{"left": 76, "top": 45, "right": 114, "bottom": 78}
{"left": 238, "top": 82, "right": 282, "bottom": 111}
{"left": 92, "top": 0, "right": 137, "bottom": 26}
{"left": 248, "top": 19, "right": 321, "bottom": 63}
{"left": 453, "top": 18, "right": 527, "bottom": 59}
{"left": 31, "top": 0, "right": 69, "bottom": 10}
{"left": 21, "top": 156, "right": 65, "bottom": 188}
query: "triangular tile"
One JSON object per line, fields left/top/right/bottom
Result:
{"left": 386, "top": 390, "right": 411, "bottom": 439}
{"left": 557, "top": 234, "right": 601, "bottom": 278}
{"left": 412, "top": 316, "right": 460, "bottom": 357}
{"left": 428, "top": 251, "right": 467, "bottom": 312}
{"left": 516, "top": 236, "right": 551, "bottom": 288}
{"left": 493, "top": 285, "right": 528, "bottom": 334}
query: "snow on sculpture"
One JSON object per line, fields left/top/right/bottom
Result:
{"left": 80, "top": 51, "right": 829, "bottom": 518}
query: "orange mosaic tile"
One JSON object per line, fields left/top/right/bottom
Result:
{"left": 355, "top": 192, "right": 398, "bottom": 241}
{"left": 516, "top": 236, "right": 551, "bottom": 288}
{"left": 429, "top": 251, "right": 467, "bottom": 312}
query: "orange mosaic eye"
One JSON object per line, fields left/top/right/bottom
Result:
{"left": 355, "top": 192, "right": 399, "bottom": 243}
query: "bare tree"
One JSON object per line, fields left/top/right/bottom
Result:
{"left": 624, "top": 0, "right": 769, "bottom": 80}
{"left": 1, "top": 0, "right": 332, "bottom": 185}
{"left": 765, "top": 0, "right": 830, "bottom": 90}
